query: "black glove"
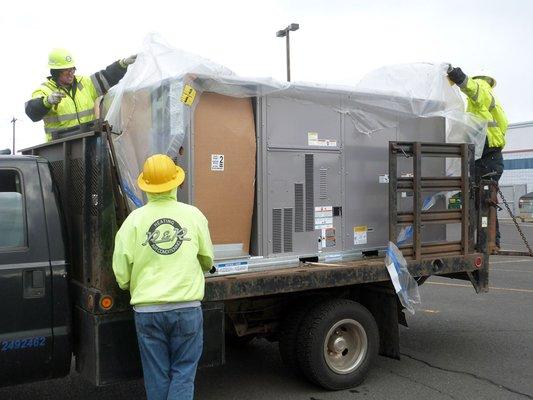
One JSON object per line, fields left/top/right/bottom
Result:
{"left": 447, "top": 67, "right": 467, "bottom": 85}
{"left": 209, "top": 266, "right": 216, "bottom": 274}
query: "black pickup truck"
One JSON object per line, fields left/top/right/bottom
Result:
{"left": 0, "top": 129, "right": 493, "bottom": 390}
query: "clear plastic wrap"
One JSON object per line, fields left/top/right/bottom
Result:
{"left": 397, "top": 190, "right": 452, "bottom": 245}
{"left": 103, "top": 34, "right": 289, "bottom": 208}
{"left": 103, "top": 34, "right": 485, "bottom": 209}
{"left": 354, "top": 62, "right": 487, "bottom": 160}
{"left": 385, "top": 242, "right": 421, "bottom": 315}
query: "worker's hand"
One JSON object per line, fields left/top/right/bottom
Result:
{"left": 119, "top": 54, "right": 137, "bottom": 68}
{"left": 45, "top": 92, "right": 66, "bottom": 107}
{"left": 447, "top": 67, "right": 467, "bottom": 86}
{"left": 209, "top": 266, "right": 216, "bottom": 274}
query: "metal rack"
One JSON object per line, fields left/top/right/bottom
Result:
{"left": 389, "top": 142, "right": 475, "bottom": 261}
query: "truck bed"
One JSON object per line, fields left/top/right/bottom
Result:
{"left": 204, "top": 252, "right": 487, "bottom": 301}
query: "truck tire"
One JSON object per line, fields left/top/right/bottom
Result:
{"left": 296, "top": 299, "right": 379, "bottom": 390}
{"left": 278, "top": 302, "right": 315, "bottom": 375}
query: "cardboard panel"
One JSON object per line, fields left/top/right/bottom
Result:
{"left": 193, "top": 93, "right": 256, "bottom": 254}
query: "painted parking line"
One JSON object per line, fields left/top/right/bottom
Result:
{"left": 491, "top": 269, "right": 533, "bottom": 273}
{"left": 427, "top": 281, "right": 533, "bottom": 293}
{"left": 490, "top": 259, "right": 533, "bottom": 264}
{"left": 420, "top": 309, "right": 440, "bottom": 314}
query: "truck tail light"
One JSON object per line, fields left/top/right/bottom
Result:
{"left": 100, "top": 295, "right": 114, "bottom": 310}
{"left": 474, "top": 256, "right": 483, "bottom": 268}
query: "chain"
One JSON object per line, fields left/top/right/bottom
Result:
{"left": 496, "top": 185, "right": 533, "bottom": 256}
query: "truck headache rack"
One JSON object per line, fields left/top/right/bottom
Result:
{"left": 389, "top": 141, "right": 476, "bottom": 259}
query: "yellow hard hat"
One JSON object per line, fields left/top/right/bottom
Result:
{"left": 48, "top": 48, "right": 76, "bottom": 70}
{"left": 137, "top": 154, "right": 185, "bottom": 193}
{"left": 472, "top": 70, "right": 496, "bottom": 88}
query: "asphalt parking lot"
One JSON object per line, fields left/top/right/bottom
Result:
{"left": 1, "top": 222, "right": 532, "bottom": 399}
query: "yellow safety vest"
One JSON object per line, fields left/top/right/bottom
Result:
{"left": 459, "top": 78, "right": 508, "bottom": 149}
{"left": 32, "top": 76, "right": 100, "bottom": 141}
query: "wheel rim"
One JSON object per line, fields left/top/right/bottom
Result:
{"left": 323, "top": 318, "right": 368, "bottom": 374}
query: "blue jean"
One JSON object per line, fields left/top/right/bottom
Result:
{"left": 134, "top": 307, "right": 203, "bottom": 400}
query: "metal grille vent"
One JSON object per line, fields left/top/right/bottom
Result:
{"left": 319, "top": 168, "right": 328, "bottom": 199}
{"left": 283, "top": 208, "right": 293, "bottom": 252}
{"left": 272, "top": 208, "right": 282, "bottom": 253}
{"left": 69, "top": 158, "right": 85, "bottom": 214}
{"left": 294, "top": 183, "right": 304, "bottom": 232}
{"left": 305, "top": 154, "right": 314, "bottom": 232}
{"left": 90, "top": 162, "right": 100, "bottom": 216}
{"left": 49, "top": 160, "right": 64, "bottom": 189}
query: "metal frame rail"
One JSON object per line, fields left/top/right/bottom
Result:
{"left": 389, "top": 142, "right": 476, "bottom": 261}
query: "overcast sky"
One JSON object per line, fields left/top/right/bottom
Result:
{"left": 1, "top": 0, "right": 531, "bottom": 152}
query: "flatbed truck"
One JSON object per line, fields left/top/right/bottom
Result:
{"left": 0, "top": 127, "right": 493, "bottom": 390}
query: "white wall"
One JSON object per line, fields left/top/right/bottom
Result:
{"left": 504, "top": 121, "right": 533, "bottom": 151}
{"left": 501, "top": 122, "right": 533, "bottom": 194}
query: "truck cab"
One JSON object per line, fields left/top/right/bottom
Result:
{"left": 0, "top": 156, "right": 71, "bottom": 386}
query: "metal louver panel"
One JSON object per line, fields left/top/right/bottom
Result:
{"left": 294, "top": 183, "right": 304, "bottom": 232}
{"left": 305, "top": 154, "right": 314, "bottom": 231}
{"left": 273, "top": 208, "right": 282, "bottom": 253}
{"left": 283, "top": 208, "right": 293, "bottom": 252}
{"left": 319, "top": 168, "right": 327, "bottom": 199}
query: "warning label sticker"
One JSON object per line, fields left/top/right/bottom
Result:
{"left": 211, "top": 154, "right": 224, "bottom": 171}
{"left": 324, "top": 227, "right": 336, "bottom": 248}
{"left": 379, "top": 174, "right": 389, "bottom": 184}
{"left": 216, "top": 261, "right": 248, "bottom": 275}
{"left": 315, "top": 206, "right": 333, "bottom": 229}
{"left": 353, "top": 226, "right": 368, "bottom": 245}
{"left": 180, "top": 84, "right": 197, "bottom": 106}
{"left": 308, "top": 132, "right": 337, "bottom": 147}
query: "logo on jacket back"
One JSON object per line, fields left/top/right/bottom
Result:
{"left": 142, "top": 218, "right": 190, "bottom": 255}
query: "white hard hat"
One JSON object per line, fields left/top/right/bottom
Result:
{"left": 472, "top": 69, "right": 496, "bottom": 88}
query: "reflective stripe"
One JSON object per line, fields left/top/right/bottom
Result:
{"left": 472, "top": 81, "right": 480, "bottom": 102}
{"left": 99, "top": 73, "right": 111, "bottom": 92}
{"left": 90, "top": 74, "right": 105, "bottom": 96}
{"left": 94, "top": 71, "right": 111, "bottom": 92}
{"left": 488, "top": 120, "right": 499, "bottom": 128}
{"left": 489, "top": 94, "right": 496, "bottom": 111}
{"left": 43, "top": 115, "right": 61, "bottom": 123}
{"left": 78, "top": 81, "right": 84, "bottom": 90}
{"left": 44, "top": 112, "right": 76, "bottom": 123}
{"left": 43, "top": 108, "right": 94, "bottom": 124}
{"left": 78, "top": 108, "right": 94, "bottom": 118}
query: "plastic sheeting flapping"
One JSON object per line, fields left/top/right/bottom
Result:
{"left": 103, "top": 33, "right": 486, "bottom": 209}
{"left": 354, "top": 62, "right": 486, "bottom": 160}
{"left": 385, "top": 241, "right": 421, "bottom": 315}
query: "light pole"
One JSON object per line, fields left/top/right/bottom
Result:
{"left": 10, "top": 117, "right": 17, "bottom": 155}
{"left": 276, "top": 23, "right": 299, "bottom": 82}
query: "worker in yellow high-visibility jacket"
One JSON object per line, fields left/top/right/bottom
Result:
{"left": 25, "top": 48, "right": 136, "bottom": 141}
{"left": 448, "top": 66, "right": 508, "bottom": 253}
{"left": 113, "top": 154, "right": 214, "bottom": 400}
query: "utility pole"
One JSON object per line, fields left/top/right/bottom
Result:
{"left": 276, "top": 23, "right": 300, "bottom": 82}
{"left": 11, "top": 117, "right": 17, "bottom": 155}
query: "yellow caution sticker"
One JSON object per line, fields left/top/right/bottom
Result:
{"left": 353, "top": 225, "right": 368, "bottom": 245}
{"left": 180, "top": 84, "right": 197, "bottom": 106}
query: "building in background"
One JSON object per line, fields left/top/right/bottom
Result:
{"left": 498, "top": 121, "right": 533, "bottom": 216}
